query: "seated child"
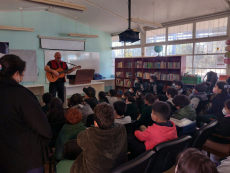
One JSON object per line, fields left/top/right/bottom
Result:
{"left": 128, "top": 101, "right": 178, "bottom": 158}
{"left": 98, "top": 91, "right": 109, "bottom": 103}
{"left": 136, "top": 93, "right": 156, "bottom": 127}
{"left": 47, "top": 98, "right": 65, "bottom": 124}
{"left": 134, "top": 77, "right": 144, "bottom": 92}
{"left": 121, "top": 91, "right": 130, "bottom": 102}
{"left": 106, "top": 89, "right": 118, "bottom": 105}
{"left": 170, "top": 95, "right": 196, "bottom": 137}
{"left": 136, "top": 90, "right": 145, "bottom": 114}
{"left": 210, "top": 99, "right": 230, "bottom": 144}
{"left": 156, "top": 94, "right": 168, "bottom": 102}
{"left": 175, "top": 80, "right": 184, "bottom": 95}
{"left": 83, "top": 86, "right": 99, "bottom": 110}
{"left": 114, "top": 101, "right": 131, "bottom": 124}
{"left": 176, "top": 148, "right": 218, "bottom": 173}
{"left": 53, "top": 108, "right": 86, "bottom": 161}
{"left": 57, "top": 103, "right": 127, "bottom": 173}
{"left": 68, "top": 93, "right": 94, "bottom": 125}
{"left": 166, "top": 87, "right": 178, "bottom": 115}
{"left": 148, "top": 76, "right": 158, "bottom": 95}
{"left": 41, "top": 93, "right": 53, "bottom": 114}
{"left": 124, "top": 96, "right": 139, "bottom": 121}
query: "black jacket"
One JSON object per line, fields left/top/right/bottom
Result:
{"left": 124, "top": 102, "right": 139, "bottom": 120}
{"left": 206, "top": 93, "right": 230, "bottom": 118}
{"left": 84, "top": 97, "right": 99, "bottom": 110}
{"left": 0, "top": 78, "right": 52, "bottom": 173}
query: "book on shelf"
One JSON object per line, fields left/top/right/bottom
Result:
{"left": 154, "top": 61, "right": 166, "bottom": 69}
{"left": 117, "top": 88, "right": 123, "bottom": 95}
{"left": 143, "top": 62, "right": 153, "bottom": 68}
{"left": 134, "top": 61, "right": 142, "bottom": 68}
{"left": 117, "top": 62, "right": 123, "bottom": 68}
{"left": 143, "top": 72, "right": 154, "bottom": 79}
{"left": 168, "top": 62, "right": 180, "bottom": 69}
{"left": 124, "top": 79, "right": 132, "bottom": 87}
{"left": 126, "top": 72, "right": 132, "bottom": 78}
{"left": 167, "top": 74, "right": 180, "bottom": 81}
{"left": 116, "top": 72, "right": 123, "bottom": 77}
{"left": 126, "top": 62, "right": 132, "bottom": 68}
{"left": 153, "top": 72, "right": 161, "bottom": 80}
{"left": 135, "top": 72, "right": 142, "bottom": 77}
{"left": 116, "top": 78, "right": 123, "bottom": 86}
{"left": 160, "top": 74, "right": 167, "bottom": 80}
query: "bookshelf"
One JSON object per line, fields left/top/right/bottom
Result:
{"left": 115, "top": 56, "right": 186, "bottom": 95}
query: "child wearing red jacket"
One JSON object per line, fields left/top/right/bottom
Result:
{"left": 128, "top": 101, "right": 178, "bottom": 158}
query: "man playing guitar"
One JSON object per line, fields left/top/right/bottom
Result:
{"left": 44, "top": 52, "right": 77, "bottom": 103}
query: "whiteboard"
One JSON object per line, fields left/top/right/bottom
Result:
{"left": 9, "top": 50, "right": 38, "bottom": 82}
{"left": 44, "top": 50, "right": 100, "bottom": 83}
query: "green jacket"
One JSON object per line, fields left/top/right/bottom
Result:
{"left": 136, "top": 105, "right": 153, "bottom": 127}
{"left": 171, "top": 105, "right": 196, "bottom": 121}
{"left": 53, "top": 122, "right": 86, "bottom": 160}
{"left": 124, "top": 102, "right": 138, "bottom": 121}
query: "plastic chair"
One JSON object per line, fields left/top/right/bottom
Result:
{"left": 150, "top": 135, "right": 193, "bottom": 173}
{"left": 86, "top": 114, "right": 94, "bottom": 127}
{"left": 192, "top": 119, "right": 218, "bottom": 150}
{"left": 63, "top": 139, "right": 82, "bottom": 160}
{"left": 49, "top": 121, "right": 65, "bottom": 148}
{"left": 111, "top": 150, "right": 156, "bottom": 173}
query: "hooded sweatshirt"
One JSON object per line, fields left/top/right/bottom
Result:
{"left": 170, "top": 105, "right": 196, "bottom": 127}
{"left": 189, "top": 92, "right": 208, "bottom": 109}
{"left": 84, "top": 97, "right": 99, "bottom": 110}
{"left": 106, "top": 96, "right": 118, "bottom": 105}
{"left": 70, "top": 123, "right": 127, "bottom": 173}
{"left": 135, "top": 121, "right": 178, "bottom": 150}
{"left": 72, "top": 103, "right": 94, "bottom": 125}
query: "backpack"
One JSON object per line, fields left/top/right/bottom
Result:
{"left": 203, "top": 71, "right": 218, "bottom": 89}
{"left": 93, "top": 73, "right": 103, "bottom": 80}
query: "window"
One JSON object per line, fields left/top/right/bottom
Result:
{"left": 146, "top": 28, "right": 166, "bottom": 43}
{"left": 145, "top": 46, "right": 166, "bottom": 56}
{"left": 195, "top": 40, "right": 226, "bottom": 54}
{"left": 167, "top": 43, "right": 193, "bottom": 55}
{"left": 112, "top": 36, "right": 124, "bottom": 47}
{"left": 125, "top": 48, "right": 141, "bottom": 57}
{"left": 196, "top": 17, "right": 228, "bottom": 38}
{"left": 112, "top": 49, "right": 124, "bottom": 58}
{"left": 168, "top": 23, "right": 193, "bottom": 41}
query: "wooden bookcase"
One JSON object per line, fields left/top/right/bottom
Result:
{"left": 115, "top": 56, "right": 186, "bottom": 95}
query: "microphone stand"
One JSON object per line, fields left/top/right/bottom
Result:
{"left": 62, "top": 61, "right": 77, "bottom": 67}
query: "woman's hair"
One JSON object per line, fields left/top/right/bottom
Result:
{"left": 47, "top": 98, "right": 65, "bottom": 123}
{"left": 176, "top": 148, "right": 218, "bottom": 173}
{"left": 109, "top": 89, "right": 117, "bottom": 96}
{"left": 216, "top": 81, "right": 229, "bottom": 95}
{"left": 136, "top": 89, "right": 143, "bottom": 106}
{"left": 173, "top": 95, "right": 190, "bottom": 108}
{"left": 225, "top": 99, "right": 230, "bottom": 109}
{"left": 166, "top": 87, "right": 178, "bottom": 98}
{"left": 65, "top": 108, "right": 82, "bottom": 125}
{"left": 68, "top": 93, "right": 83, "bottom": 107}
{"left": 0, "top": 54, "right": 26, "bottom": 81}
{"left": 144, "top": 93, "right": 156, "bottom": 104}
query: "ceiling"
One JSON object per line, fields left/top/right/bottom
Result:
{"left": 0, "top": 0, "right": 229, "bottom": 33}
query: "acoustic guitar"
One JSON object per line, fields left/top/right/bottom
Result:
{"left": 46, "top": 66, "right": 81, "bottom": 82}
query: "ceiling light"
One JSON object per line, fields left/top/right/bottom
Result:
{"left": 0, "top": 25, "right": 34, "bottom": 32}
{"left": 131, "top": 18, "right": 162, "bottom": 28}
{"left": 27, "top": 0, "right": 87, "bottom": 11}
{"left": 68, "top": 33, "right": 98, "bottom": 38}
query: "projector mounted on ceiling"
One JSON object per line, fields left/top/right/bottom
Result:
{"left": 119, "top": 0, "right": 140, "bottom": 43}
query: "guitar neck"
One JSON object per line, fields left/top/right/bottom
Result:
{"left": 59, "top": 68, "right": 73, "bottom": 74}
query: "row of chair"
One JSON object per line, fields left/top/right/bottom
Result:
{"left": 61, "top": 120, "right": 218, "bottom": 173}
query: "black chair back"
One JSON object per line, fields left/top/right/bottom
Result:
{"left": 143, "top": 82, "right": 149, "bottom": 91}
{"left": 111, "top": 150, "right": 156, "bottom": 173}
{"left": 63, "top": 139, "right": 82, "bottom": 160}
{"left": 49, "top": 121, "right": 65, "bottom": 148}
{"left": 150, "top": 135, "right": 193, "bottom": 173}
{"left": 192, "top": 119, "right": 218, "bottom": 150}
{"left": 86, "top": 114, "right": 94, "bottom": 127}
{"left": 124, "top": 121, "right": 135, "bottom": 135}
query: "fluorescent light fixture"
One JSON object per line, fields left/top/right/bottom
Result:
{"left": 0, "top": 25, "right": 34, "bottom": 32}
{"left": 27, "top": 0, "right": 87, "bottom": 11}
{"left": 131, "top": 18, "right": 163, "bottom": 28}
{"left": 69, "top": 33, "right": 98, "bottom": 38}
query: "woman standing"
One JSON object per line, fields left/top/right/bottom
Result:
{"left": 0, "top": 55, "right": 52, "bottom": 173}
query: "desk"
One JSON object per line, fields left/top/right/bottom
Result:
{"left": 92, "top": 78, "right": 115, "bottom": 92}
{"left": 64, "top": 82, "right": 105, "bottom": 108}
{"left": 24, "top": 84, "right": 45, "bottom": 106}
